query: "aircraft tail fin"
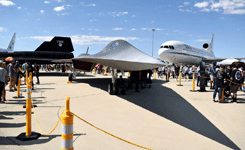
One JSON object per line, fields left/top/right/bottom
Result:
{"left": 7, "top": 32, "right": 16, "bottom": 51}
{"left": 35, "top": 36, "right": 74, "bottom": 52}
{"left": 209, "top": 33, "right": 214, "bottom": 52}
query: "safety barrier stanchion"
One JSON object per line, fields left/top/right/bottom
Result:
{"left": 16, "top": 80, "right": 41, "bottom": 141}
{"left": 190, "top": 72, "right": 196, "bottom": 92}
{"left": 166, "top": 71, "right": 169, "bottom": 82}
{"left": 61, "top": 97, "right": 74, "bottom": 150}
{"left": 153, "top": 69, "right": 156, "bottom": 79}
{"left": 104, "top": 67, "right": 107, "bottom": 76}
{"left": 177, "top": 71, "right": 183, "bottom": 86}
{"left": 220, "top": 88, "right": 225, "bottom": 103}
{"left": 94, "top": 67, "right": 96, "bottom": 74}
{"left": 29, "top": 72, "right": 33, "bottom": 90}
{"left": 25, "top": 70, "right": 28, "bottom": 85}
{"left": 13, "top": 76, "right": 24, "bottom": 98}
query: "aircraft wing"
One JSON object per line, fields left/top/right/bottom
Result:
{"left": 73, "top": 40, "right": 166, "bottom": 71}
{"left": 202, "top": 58, "right": 245, "bottom": 64}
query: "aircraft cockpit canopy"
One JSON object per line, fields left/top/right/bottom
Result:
{"left": 160, "top": 45, "right": 175, "bottom": 49}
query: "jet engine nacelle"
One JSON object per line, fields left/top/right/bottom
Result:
{"left": 203, "top": 43, "right": 209, "bottom": 49}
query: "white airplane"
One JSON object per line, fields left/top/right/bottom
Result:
{"left": 0, "top": 32, "right": 16, "bottom": 52}
{"left": 158, "top": 34, "right": 218, "bottom": 65}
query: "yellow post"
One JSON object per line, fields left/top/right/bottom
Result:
{"left": 167, "top": 71, "right": 169, "bottom": 82}
{"left": 94, "top": 67, "right": 96, "bottom": 74}
{"left": 61, "top": 97, "right": 74, "bottom": 150}
{"left": 29, "top": 72, "right": 33, "bottom": 89}
{"left": 178, "top": 71, "right": 182, "bottom": 86}
{"left": 220, "top": 88, "right": 224, "bottom": 102}
{"left": 25, "top": 70, "right": 28, "bottom": 85}
{"left": 154, "top": 69, "right": 156, "bottom": 79}
{"left": 26, "top": 80, "right": 32, "bottom": 136}
{"left": 192, "top": 72, "right": 195, "bottom": 91}
{"left": 17, "top": 77, "right": 21, "bottom": 97}
{"left": 104, "top": 67, "right": 107, "bottom": 75}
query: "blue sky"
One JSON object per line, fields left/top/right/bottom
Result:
{"left": 0, "top": 0, "right": 244, "bottom": 59}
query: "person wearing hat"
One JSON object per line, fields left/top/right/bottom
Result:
{"left": 0, "top": 60, "right": 8, "bottom": 103}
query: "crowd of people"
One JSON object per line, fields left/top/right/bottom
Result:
{"left": 157, "top": 63, "right": 245, "bottom": 103}
{"left": 0, "top": 60, "right": 47, "bottom": 103}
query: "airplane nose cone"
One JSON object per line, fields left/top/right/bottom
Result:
{"left": 158, "top": 48, "right": 165, "bottom": 58}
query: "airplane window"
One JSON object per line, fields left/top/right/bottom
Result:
{"left": 169, "top": 45, "right": 174, "bottom": 49}
{"left": 164, "top": 45, "right": 169, "bottom": 48}
{"left": 160, "top": 46, "right": 163, "bottom": 48}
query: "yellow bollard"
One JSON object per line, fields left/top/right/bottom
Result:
{"left": 94, "top": 67, "right": 96, "bottom": 74}
{"left": 177, "top": 71, "right": 182, "bottom": 86}
{"left": 104, "top": 67, "right": 107, "bottom": 76}
{"left": 154, "top": 69, "right": 156, "bottom": 79}
{"left": 220, "top": 88, "right": 225, "bottom": 102}
{"left": 166, "top": 71, "right": 169, "bottom": 82}
{"left": 26, "top": 81, "right": 32, "bottom": 136}
{"left": 29, "top": 72, "right": 33, "bottom": 89}
{"left": 25, "top": 70, "right": 28, "bottom": 85}
{"left": 61, "top": 97, "right": 74, "bottom": 150}
{"left": 190, "top": 72, "right": 196, "bottom": 92}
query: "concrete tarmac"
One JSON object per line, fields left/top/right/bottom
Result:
{"left": 0, "top": 71, "right": 244, "bottom": 150}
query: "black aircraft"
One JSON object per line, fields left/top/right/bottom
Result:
{"left": 0, "top": 36, "right": 74, "bottom": 64}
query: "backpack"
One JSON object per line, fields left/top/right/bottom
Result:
{"left": 235, "top": 70, "right": 242, "bottom": 81}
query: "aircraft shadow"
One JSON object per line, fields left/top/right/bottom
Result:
{"left": 74, "top": 78, "right": 240, "bottom": 150}
{"left": 39, "top": 72, "right": 94, "bottom": 77}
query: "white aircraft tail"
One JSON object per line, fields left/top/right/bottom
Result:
{"left": 209, "top": 33, "right": 214, "bottom": 52}
{"left": 7, "top": 32, "right": 16, "bottom": 52}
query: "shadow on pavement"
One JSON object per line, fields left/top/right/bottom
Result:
{"left": 0, "top": 134, "right": 84, "bottom": 146}
{"left": 74, "top": 78, "right": 241, "bottom": 150}
{"left": 39, "top": 72, "right": 94, "bottom": 77}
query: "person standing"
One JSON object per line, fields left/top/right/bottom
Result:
{"left": 213, "top": 67, "right": 227, "bottom": 102}
{"left": 22, "top": 60, "right": 28, "bottom": 85}
{"left": 27, "top": 62, "right": 35, "bottom": 90}
{"left": 0, "top": 60, "right": 8, "bottom": 103}
{"left": 230, "top": 65, "right": 243, "bottom": 102}
{"left": 9, "top": 60, "right": 16, "bottom": 92}
{"left": 175, "top": 65, "right": 180, "bottom": 81}
{"left": 34, "top": 63, "right": 40, "bottom": 84}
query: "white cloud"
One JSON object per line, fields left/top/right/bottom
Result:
{"left": 29, "top": 36, "right": 53, "bottom": 41}
{"left": 70, "top": 35, "right": 138, "bottom": 45}
{"left": 131, "top": 15, "right": 136, "bottom": 17}
{"left": 0, "top": 27, "right": 7, "bottom": 32}
{"left": 179, "top": 9, "right": 185, "bottom": 11}
{"left": 130, "top": 28, "right": 136, "bottom": 31}
{"left": 81, "top": 2, "right": 96, "bottom": 7}
{"left": 54, "top": 5, "right": 65, "bottom": 11}
{"left": 156, "top": 28, "right": 164, "bottom": 31}
{"left": 195, "top": 39, "right": 209, "bottom": 42}
{"left": 184, "top": 2, "right": 190, "bottom": 6}
{"left": 110, "top": 12, "right": 128, "bottom": 17}
{"left": 151, "top": 20, "right": 155, "bottom": 23}
{"left": 178, "top": 5, "right": 184, "bottom": 8}
{"left": 195, "top": 0, "right": 245, "bottom": 15}
{"left": 44, "top": 1, "right": 50, "bottom": 4}
{"left": 87, "top": 4, "right": 96, "bottom": 7}
{"left": 186, "top": 9, "right": 192, "bottom": 12}
{"left": 55, "top": 0, "right": 63, "bottom": 3}
{"left": 219, "top": 17, "right": 225, "bottom": 19}
{"left": 0, "top": 0, "right": 15, "bottom": 6}
{"left": 89, "top": 19, "right": 97, "bottom": 22}
{"left": 194, "top": 1, "right": 209, "bottom": 8}
{"left": 113, "top": 28, "right": 123, "bottom": 30}
{"left": 40, "top": 10, "right": 44, "bottom": 14}
{"left": 17, "top": 6, "right": 21, "bottom": 9}
{"left": 141, "top": 28, "right": 150, "bottom": 30}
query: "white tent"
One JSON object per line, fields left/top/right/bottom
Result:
{"left": 217, "top": 57, "right": 239, "bottom": 65}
